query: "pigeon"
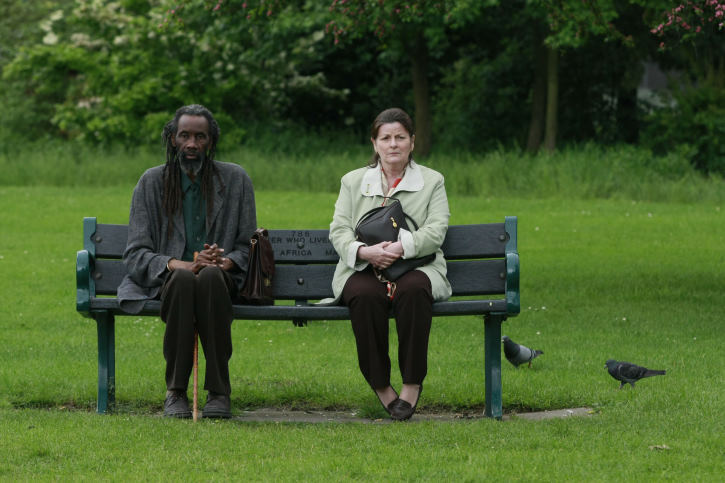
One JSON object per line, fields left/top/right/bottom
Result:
{"left": 605, "top": 359, "right": 666, "bottom": 389}
{"left": 502, "top": 335, "right": 543, "bottom": 368}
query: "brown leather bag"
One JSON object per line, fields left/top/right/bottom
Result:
{"left": 239, "top": 228, "right": 275, "bottom": 305}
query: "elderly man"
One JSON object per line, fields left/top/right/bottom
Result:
{"left": 118, "top": 104, "right": 257, "bottom": 418}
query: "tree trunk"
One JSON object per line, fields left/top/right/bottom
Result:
{"left": 616, "top": 86, "right": 639, "bottom": 144}
{"left": 527, "top": 38, "right": 548, "bottom": 153}
{"left": 410, "top": 31, "right": 432, "bottom": 158}
{"left": 543, "top": 45, "right": 558, "bottom": 153}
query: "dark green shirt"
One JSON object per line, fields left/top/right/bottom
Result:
{"left": 181, "top": 171, "right": 206, "bottom": 262}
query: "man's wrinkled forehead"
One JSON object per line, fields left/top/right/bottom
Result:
{"left": 176, "top": 115, "right": 209, "bottom": 136}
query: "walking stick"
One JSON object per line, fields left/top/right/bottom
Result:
{"left": 192, "top": 251, "right": 199, "bottom": 422}
{"left": 193, "top": 329, "right": 199, "bottom": 422}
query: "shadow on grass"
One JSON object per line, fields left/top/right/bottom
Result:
{"left": 10, "top": 399, "right": 593, "bottom": 423}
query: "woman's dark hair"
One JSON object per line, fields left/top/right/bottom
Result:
{"left": 160, "top": 104, "right": 222, "bottom": 238}
{"left": 367, "top": 107, "right": 415, "bottom": 167}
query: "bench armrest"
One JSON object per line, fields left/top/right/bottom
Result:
{"left": 504, "top": 216, "right": 520, "bottom": 315}
{"left": 77, "top": 216, "right": 99, "bottom": 317}
{"left": 76, "top": 249, "right": 93, "bottom": 316}
{"left": 505, "top": 251, "right": 520, "bottom": 315}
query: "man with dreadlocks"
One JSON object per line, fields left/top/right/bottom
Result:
{"left": 118, "top": 104, "right": 257, "bottom": 419}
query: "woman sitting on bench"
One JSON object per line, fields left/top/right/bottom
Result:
{"left": 327, "top": 107, "right": 451, "bottom": 421}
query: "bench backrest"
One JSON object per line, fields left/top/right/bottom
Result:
{"left": 82, "top": 217, "right": 518, "bottom": 308}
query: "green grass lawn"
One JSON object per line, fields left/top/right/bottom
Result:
{"left": 1, "top": 185, "right": 723, "bottom": 480}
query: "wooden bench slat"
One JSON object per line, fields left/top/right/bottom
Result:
{"left": 91, "top": 223, "right": 508, "bottom": 261}
{"left": 93, "top": 259, "right": 506, "bottom": 299}
{"left": 93, "top": 224, "right": 129, "bottom": 259}
{"left": 269, "top": 229, "right": 338, "bottom": 262}
{"left": 441, "top": 224, "right": 507, "bottom": 259}
{"left": 447, "top": 259, "right": 506, "bottom": 295}
{"left": 93, "top": 260, "right": 337, "bottom": 299}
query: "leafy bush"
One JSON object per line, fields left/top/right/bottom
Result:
{"left": 1, "top": 1, "right": 349, "bottom": 145}
{"left": 641, "top": 83, "right": 725, "bottom": 174}
{"left": 433, "top": 18, "right": 532, "bottom": 150}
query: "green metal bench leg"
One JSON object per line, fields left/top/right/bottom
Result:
{"left": 94, "top": 311, "right": 116, "bottom": 414}
{"left": 484, "top": 314, "right": 504, "bottom": 419}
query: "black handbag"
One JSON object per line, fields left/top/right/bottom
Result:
{"left": 354, "top": 198, "right": 435, "bottom": 281}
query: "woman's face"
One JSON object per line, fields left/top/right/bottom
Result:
{"left": 371, "top": 122, "right": 414, "bottom": 170}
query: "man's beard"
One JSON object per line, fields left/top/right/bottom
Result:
{"left": 177, "top": 150, "right": 206, "bottom": 177}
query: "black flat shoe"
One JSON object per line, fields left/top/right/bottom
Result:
{"left": 164, "top": 390, "right": 192, "bottom": 419}
{"left": 374, "top": 387, "right": 399, "bottom": 416}
{"left": 202, "top": 393, "right": 232, "bottom": 419}
{"left": 390, "top": 384, "right": 422, "bottom": 421}
{"left": 383, "top": 397, "right": 400, "bottom": 416}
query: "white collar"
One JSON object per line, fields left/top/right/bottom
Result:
{"left": 360, "top": 160, "right": 424, "bottom": 197}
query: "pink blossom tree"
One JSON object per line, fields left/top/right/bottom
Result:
{"left": 650, "top": 0, "right": 724, "bottom": 86}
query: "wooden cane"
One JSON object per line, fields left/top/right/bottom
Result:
{"left": 192, "top": 251, "right": 199, "bottom": 422}
{"left": 192, "top": 330, "right": 199, "bottom": 422}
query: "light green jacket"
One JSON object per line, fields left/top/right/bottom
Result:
{"left": 322, "top": 160, "right": 452, "bottom": 304}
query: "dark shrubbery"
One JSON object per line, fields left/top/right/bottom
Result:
{"left": 641, "top": 83, "right": 725, "bottom": 174}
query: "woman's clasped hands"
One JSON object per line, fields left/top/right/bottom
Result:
{"left": 358, "top": 240, "right": 403, "bottom": 271}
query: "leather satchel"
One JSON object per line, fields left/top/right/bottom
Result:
{"left": 239, "top": 228, "right": 275, "bottom": 305}
{"left": 354, "top": 198, "right": 435, "bottom": 281}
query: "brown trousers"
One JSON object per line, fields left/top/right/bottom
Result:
{"left": 342, "top": 267, "right": 433, "bottom": 389}
{"left": 160, "top": 266, "right": 236, "bottom": 395}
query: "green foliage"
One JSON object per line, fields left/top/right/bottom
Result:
{"left": 0, "top": 1, "right": 71, "bottom": 67}
{"left": 641, "top": 83, "right": 725, "bottom": 173}
{"left": 528, "top": 0, "right": 629, "bottom": 48}
{"left": 327, "top": 0, "right": 486, "bottom": 44}
{"left": 640, "top": 2, "right": 725, "bottom": 173}
{"left": 1, "top": 0, "right": 349, "bottom": 144}
{"left": 433, "top": 3, "right": 532, "bottom": 150}
{"left": 0, "top": 1, "right": 74, "bottom": 139}
{"left": 3, "top": 2, "right": 177, "bottom": 143}
{"left": 0, "top": 0, "right": 723, "bottom": 178}
{"left": 434, "top": 53, "right": 530, "bottom": 150}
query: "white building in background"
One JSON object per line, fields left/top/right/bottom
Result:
{"left": 637, "top": 61, "right": 680, "bottom": 108}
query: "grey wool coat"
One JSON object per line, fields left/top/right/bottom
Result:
{"left": 118, "top": 161, "right": 257, "bottom": 314}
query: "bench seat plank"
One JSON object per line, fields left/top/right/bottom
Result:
{"left": 92, "top": 259, "right": 507, "bottom": 298}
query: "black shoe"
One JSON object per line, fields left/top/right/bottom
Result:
{"left": 374, "top": 387, "right": 399, "bottom": 416}
{"left": 390, "top": 384, "right": 422, "bottom": 421}
{"left": 202, "top": 393, "right": 232, "bottom": 419}
{"left": 164, "top": 390, "right": 192, "bottom": 419}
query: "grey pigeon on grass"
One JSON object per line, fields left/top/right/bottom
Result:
{"left": 605, "top": 359, "right": 666, "bottom": 389}
{"left": 502, "top": 335, "right": 543, "bottom": 368}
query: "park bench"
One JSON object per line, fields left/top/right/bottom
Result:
{"left": 76, "top": 216, "right": 520, "bottom": 419}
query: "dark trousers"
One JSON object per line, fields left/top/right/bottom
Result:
{"left": 342, "top": 267, "right": 433, "bottom": 389}
{"left": 160, "top": 266, "right": 235, "bottom": 395}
